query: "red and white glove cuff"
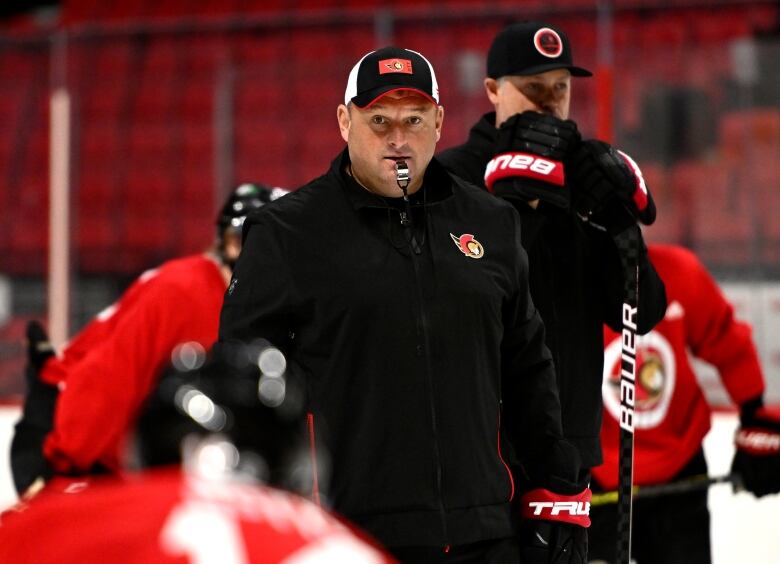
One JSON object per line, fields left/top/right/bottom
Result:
{"left": 616, "top": 149, "right": 649, "bottom": 212}
{"left": 484, "top": 152, "right": 565, "bottom": 192}
{"left": 735, "top": 407, "right": 780, "bottom": 455}
{"left": 520, "top": 487, "right": 591, "bottom": 528}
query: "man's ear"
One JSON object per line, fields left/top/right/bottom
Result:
{"left": 337, "top": 104, "right": 351, "bottom": 143}
{"left": 223, "top": 231, "right": 242, "bottom": 263}
{"left": 484, "top": 78, "right": 500, "bottom": 106}
{"left": 435, "top": 105, "right": 444, "bottom": 142}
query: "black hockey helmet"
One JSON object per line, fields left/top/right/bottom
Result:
{"left": 135, "top": 341, "right": 316, "bottom": 494}
{"left": 216, "top": 183, "right": 286, "bottom": 238}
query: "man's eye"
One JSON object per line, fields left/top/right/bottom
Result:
{"left": 522, "top": 84, "right": 540, "bottom": 95}
{"left": 408, "top": 116, "right": 422, "bottom": 125}
{"left": 371, "top": 116, "right": 386, "bottom": 125}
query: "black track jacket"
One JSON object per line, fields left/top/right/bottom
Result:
{"left": 438, "top": 113, "right": 667, "bottom": 470}
{"left": 219, "top": 150, "right": 566, "bottom": 548}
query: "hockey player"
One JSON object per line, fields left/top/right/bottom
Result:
{"left": 0, "top": 343, "right": 394, "bottom": 563}
{"left": 10, "top": 183, "right": 287, "bottom": 497}
{"left": 437, "top": 21, "right": 667, "bottom": 485}
{"left": 218, "top": 46, "right": 591, "bottom": 563}
{"left": 589, "top": 243, "right": 780, "bottom": 563}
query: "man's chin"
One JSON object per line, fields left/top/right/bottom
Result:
{"left": 376, "top": 173, "right": 404, "bottom": 196}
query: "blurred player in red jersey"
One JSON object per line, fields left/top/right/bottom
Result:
{"left": 10, "top": 183, "right": 287, "bottom": 496}
{"left": 589, "top": 243, "right": 780, "bottom": 563}
{"left": 0, "top": 342, "right": 394, "bottom": 564}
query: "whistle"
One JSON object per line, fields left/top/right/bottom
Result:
{"left": 396, "top": 160, "right": 410, "bottom": 190}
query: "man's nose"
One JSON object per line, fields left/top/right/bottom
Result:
{"left": 387, "top": 124, "right": 407, "bottom": 148}
{"left": 536, "top": 89, "right": 558, "bottom": 114}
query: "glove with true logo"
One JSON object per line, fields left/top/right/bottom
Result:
{"left": 518, "top": 440, "right": 590, "bottom": 563}
{"left": 485, "top": 111, "right": 580, "bottom": 209}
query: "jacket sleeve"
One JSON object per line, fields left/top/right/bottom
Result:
{"left": 43, "top": 276, "right": 196, "bottom": 473}
{"left": 500, "top": 211, "right": 567, "bottom": 487}
{"left": 599, "top": 226, "right": 667, "bottom": 335}
{"left": 679, "top": 249, "right": 765, "bottom": 405}
{"left": 437, "top": 145, "right": 488, "bottom": 188}
{"left": 217, "top": 215, "right": 296, "bottom": 352}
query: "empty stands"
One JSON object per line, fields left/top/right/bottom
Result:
{"left": 0, "top": 1, "right": 778, "bottom": 276}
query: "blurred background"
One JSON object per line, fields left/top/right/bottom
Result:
{"left": 0, "top": 0, "right": 778, "bottom": 402}
{"left": 0, "top": 2, "right": 779, "bottom": 561}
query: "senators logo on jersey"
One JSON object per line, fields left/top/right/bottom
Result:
{"left": 603, "top": 330, "right": 676, "bottom": 429}
{"left": 450, "top": 233, "right": 484, "bottom": 259}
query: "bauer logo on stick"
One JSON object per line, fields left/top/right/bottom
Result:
{"left": 603, "top": 329, "right": 676, "bottom": 430}
{"left": 450, "top": 233, "right": 484, "bottom": 259}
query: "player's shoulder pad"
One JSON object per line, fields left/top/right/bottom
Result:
{"left": 130, "top": 255, "right": 218, "bottom": 298}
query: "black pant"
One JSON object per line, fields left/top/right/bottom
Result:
{"left": 389, "top": 537, "right": 520, "bottom": 564}
{"left": 588, "top": 449, "right": 711, "bottom": 563}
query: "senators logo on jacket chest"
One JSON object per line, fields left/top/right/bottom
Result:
{"left": 450, "top": 233, "right": 484, "bottom": 259}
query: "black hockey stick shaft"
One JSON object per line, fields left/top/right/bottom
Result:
{"left": 591, "top": 473, "right": 740, "bottom": 506}
{"left": 614, "top": 225, "right": 640, "bottom": 564}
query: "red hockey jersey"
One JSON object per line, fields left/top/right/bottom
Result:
{"left": 0, "top": 469, "right": 394, "bottom": 564}
{"left": 593, "top": 244, "right": 765, "bottom": 489}
{"left": 42, "top": 255, "right": 227, "bottom": 474}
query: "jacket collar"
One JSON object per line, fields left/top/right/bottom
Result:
{"left": 329, "top": 148, "right": 454, "bottom": 211}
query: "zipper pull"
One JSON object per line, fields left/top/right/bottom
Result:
{"left": 410, "top": 235, "right": 421, "bottom": 255}
{"left": 400, "top": 211, "right": 411, "bottom": 226}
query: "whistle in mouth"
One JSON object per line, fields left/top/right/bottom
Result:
{"left": 396, "top": 160, "right": 410, "bottom": 188}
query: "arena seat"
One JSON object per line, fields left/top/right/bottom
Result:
{"left": 0, "top": 316, "right": 33, "bottom": 398}
{"left": 719, "top": 109, "right": 780, "bottom": 164}
{"left": 637, "top": 163, "right": 686, "bottom": 246}
{"left": 671, "top": 160, "right": 754, "bottom": 267}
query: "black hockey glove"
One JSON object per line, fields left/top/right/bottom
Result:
{"left": 518, "top": 440, "right": 590, "bottom": 564}
{"left": 485, "top": 111, "right": 580, "bottom": 209}
{"left": 10, "top": 320, "right": 58, "bottom": 495}
{"left": 519, "top": 521, "right": 588, "bottom": 564}
{"left": 731, "top": 396, "right": 780, "bottom": 497}
{"left": 26, "top": 319, "right": 55, "bottom": 371}
{"left": 568, "top": 140, "right": 656, "bottom": 234}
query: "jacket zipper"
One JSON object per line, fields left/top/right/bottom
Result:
{"left": 400, "top": 209, "right": 449, "bottom": 546}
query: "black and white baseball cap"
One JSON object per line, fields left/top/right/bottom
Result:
{"left": 344, "top": 46, "right": 440, "bottom": 108}
{"left": 487, "top": 21, "right": 592, "bottom": 79}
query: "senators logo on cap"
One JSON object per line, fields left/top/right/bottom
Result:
{"left": 534, "top": 28, "right": 563, "bottom": 58}
{"left": 379, "top": 58, "right": 413, "bottom": 75}
{"left": 450, "top": 233, "right": 484, "bottom": 259}
{"left": 346, "top": 47, "right": 440, "bottom": 108}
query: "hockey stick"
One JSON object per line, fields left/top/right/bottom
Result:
{"left": 591, "top": 473, "right": 741, "bottom": 506}
{"left": 613, "top": 224, "right": 640, "bottom": 564}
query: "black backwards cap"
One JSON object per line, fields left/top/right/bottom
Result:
{"left": 487, "top": 21, "right": 592, "bottom": 79}
{"left": 344, "top": 46, "right": 440, "bottom": 108}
